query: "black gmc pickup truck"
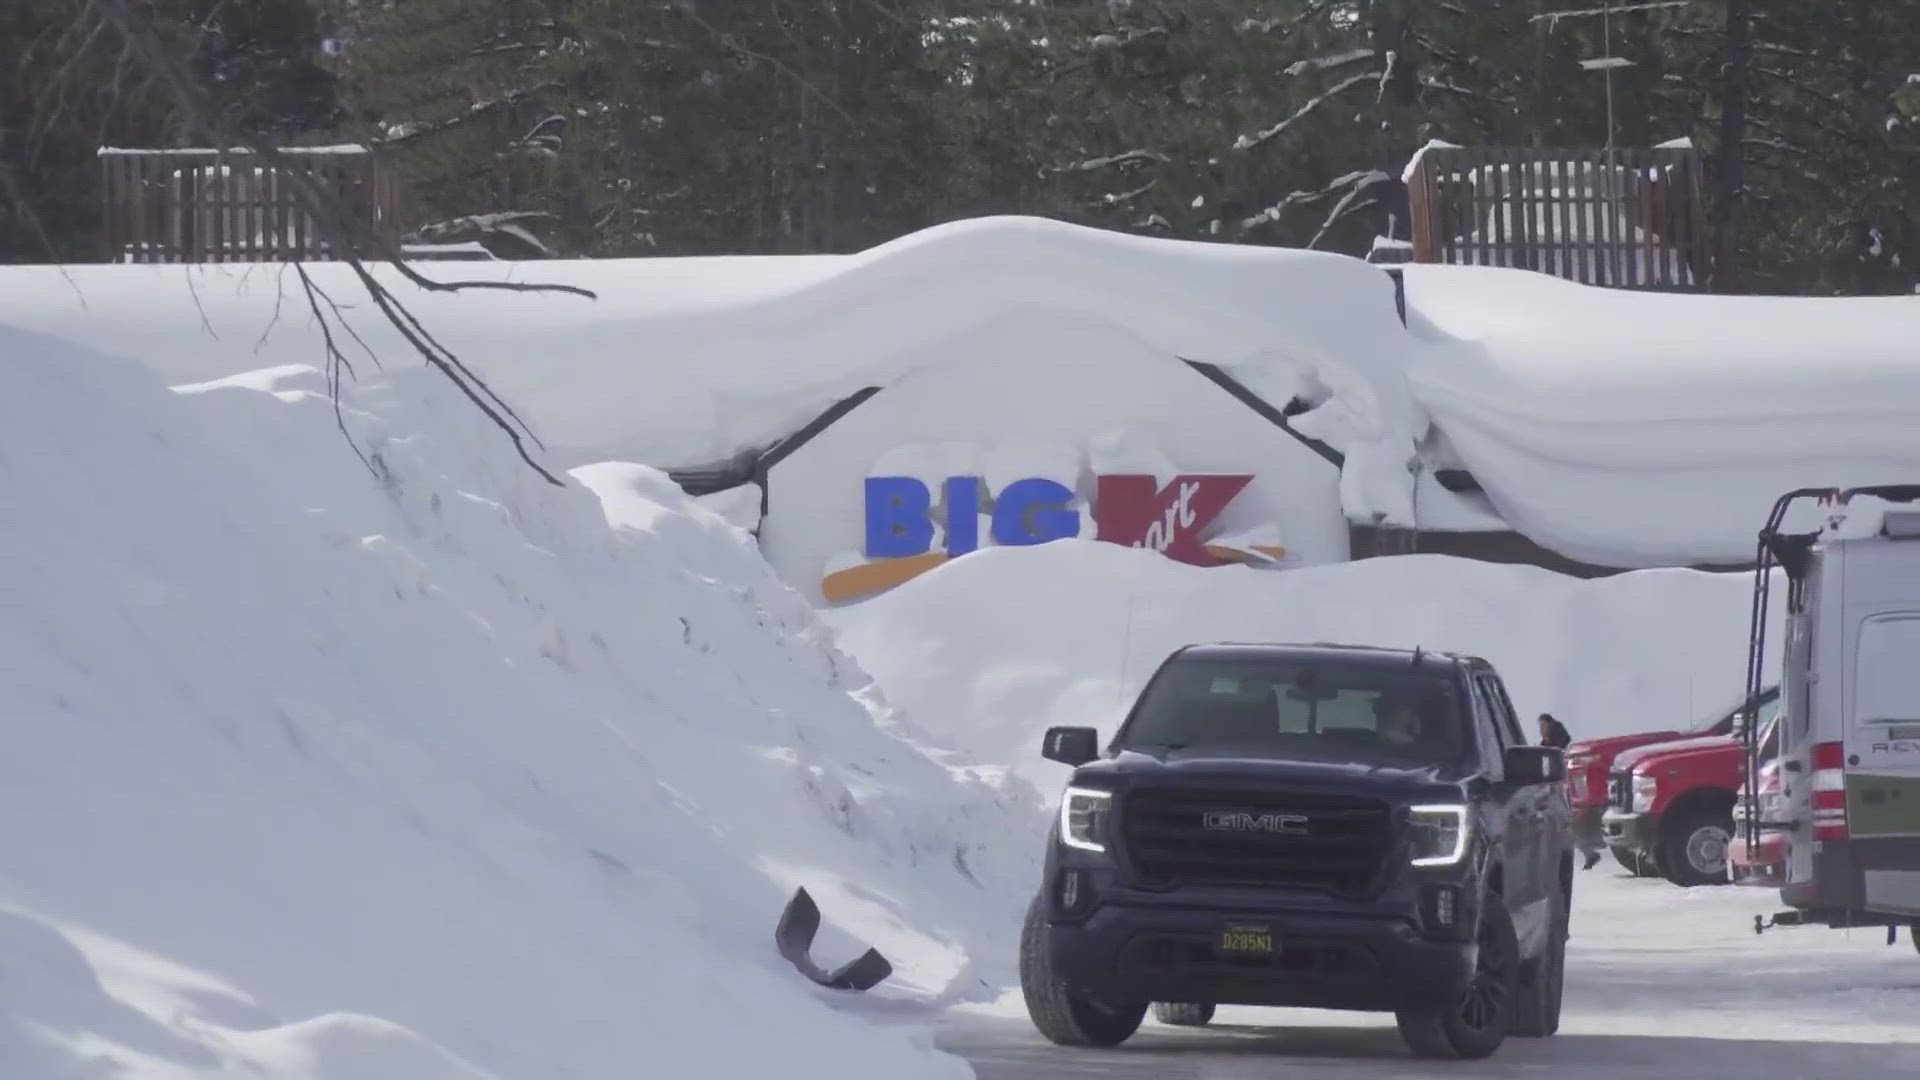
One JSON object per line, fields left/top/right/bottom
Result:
{"left": 1018, "top": 642, "right": 1574, "bottom": 1060}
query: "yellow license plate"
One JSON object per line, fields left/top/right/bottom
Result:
{"left": 1218, "top": 924, "right": 1274, "bottom": 956}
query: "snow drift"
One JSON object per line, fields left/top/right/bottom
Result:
{"left": 0, "top": 323, "right": 1043, "bottom": 1079}
{"left": 825, "top": 541, "right": 1780, "bottom": 797}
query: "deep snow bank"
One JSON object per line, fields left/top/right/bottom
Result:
{"left": 0, "top": 323, "right": 1042, "bottom": 1079}
{"left": 1401, "top": 265, "right": 1920, "bottom": 567}
{"left": 0, "top": 216, "right": 1422, "bottom": 524}
{"left": 825, "top": 542, "right": 1780, "bottom": 796}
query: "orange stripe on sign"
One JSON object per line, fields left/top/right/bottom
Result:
{"left": 1202, "top": 544, "right": 1289, "bottom": 564}
{"left": 819, "top": 552, "right": 950, "bottom": 604}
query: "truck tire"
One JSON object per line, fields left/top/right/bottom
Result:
{"left": 1396, "top": 896, "right": 1520, "bottom": 1059}
{"left": 1512, "top": 890, "right": 1567, "bottom": 1038}
{"left": 1659, "top": 810, "right": 1733, "bottom": 887}
{"left": 1150, "top": 1002, "right": 1215, "bottom": 1027}
{"left": 1019, "top": 893, "right": 1146, "bottom": 1048}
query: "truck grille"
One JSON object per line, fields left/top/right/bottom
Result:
{"left": 1120, "top": 788, "right": 1392, "bottom": 894}
{"left": 1608, "top": 773, "right": 1633, "bottom": 811}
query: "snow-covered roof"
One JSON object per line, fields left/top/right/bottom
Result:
{"left": 0, "top": 216, "right": 1421, "bottom": 525}
{"left": 1399, "top": 264, "right": 1920, "bottom": 566}
{"left": 7, "top": 215, "right": 1919, "bottom": 570}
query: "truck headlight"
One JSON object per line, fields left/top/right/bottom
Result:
{"left": 1631, "top": 773, "right": 1657, "bottom": 814}
{"left": 1409, "top": 804, "right": 1469, "bottom": 866}
{"left": 1059, "top": 786, "right": 1113, "bottom": 853}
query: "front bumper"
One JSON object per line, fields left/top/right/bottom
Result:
{"left": 1571, "top": 805, "right": 1606, "bottom": 853}
{"left": 1045, "top": 898, "right": 1476, "bottom": 1013}
{"left": 1601, "top": 807, "right": 1660, "bottom": 856}
{"left": 1727, "top": 828, "right": 1785, "bottom": 887}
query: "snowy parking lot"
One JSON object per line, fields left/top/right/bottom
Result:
{"left": 939, "top": 867, "right": 1920, "bottom": 1077}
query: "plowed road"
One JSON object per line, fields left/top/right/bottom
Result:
{"left": 937, "top": 868, "right": 1920, "bottom": 1078}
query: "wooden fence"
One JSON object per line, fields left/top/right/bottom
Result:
{"left": 98, "top": 147, "right": 402, "bottom": 263}
{"left": 1407, "top": 146, "right": 1710, "bottom": 290}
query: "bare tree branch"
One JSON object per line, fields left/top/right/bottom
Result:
{"left": 295, "top": 263, "right": 377, "bottom": 477}
{"left": 42, "top": 0, "right": 592, "bottom": 486}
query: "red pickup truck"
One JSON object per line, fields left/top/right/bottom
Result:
{"left": 1728, "top": 752, "right": 1786, "bottom": 887}
{"left": 1564, "top": 687, "right": 1779, "bottom": 876}
{"left": 1600, "top": 703, "right": 1781, "bottom": 887}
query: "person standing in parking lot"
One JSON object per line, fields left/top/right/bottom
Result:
{"left": 1538, "top": 713, "right": 1599, "bottom": 868}
{"left": 1537, "top": 712, "right": 1572, "bottom": 750}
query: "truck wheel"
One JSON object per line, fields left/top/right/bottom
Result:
{"left": 1019, "top": 893, "right": 1146, "bottom": 1047}
{"left": 1150, "top": 1002, "right": 1215, "bottom": 1027}
{"left": 1396, "top": 896, "right": 1520, "bottom": 1059}
{"left": 1660, "top": 811, "right": 1733, "bottom": 887}
{"left": 1512, "top": 892, "right": 1567, "bottom": 1038}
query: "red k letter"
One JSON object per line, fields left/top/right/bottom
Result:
{"left": 1094, "top": 474, "right": 1252, "bottom": 565}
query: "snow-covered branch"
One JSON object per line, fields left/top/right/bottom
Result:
{"left": 1750, "top": 40, "right": 1819, "bottom": 60}
{"left": 377, "top": 83, "right": 565, "bottom": 147}
{"left": 413, "top": 211, "right": 561, "bottom": 258}
{"left": 1239, "top": 169, "right": 1388, "bottom": 234}
{"left": 1090, "top": 180, "right": 1156, "bottom": 206}
{"left": 1309, "top": 188, "right": 1381, "bottom": 249}
{"left": 1046, "top": 149, "right": 1171, "bottom": 176}
{"left": 1234, "top": 71, "right": 1379, "bottom": 151}
{"left": 1240, "top": 1, "right": 1337, "bottom": 38}
{"left": 1285, "top": 49, "right": 1376, "bottom": 78}
{"left": 1532, "top": 1, "right": 1692, "bottom": 28}
{"left": 1421, "top": 77, "right": 1517, "bottom": 106}
{"left": 1756, "top": 67, "right": 1860, "bottom": 119}
{"left": 1088, "top": 26, "right": 1169, "bottom": 53}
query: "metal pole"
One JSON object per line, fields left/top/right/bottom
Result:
{"left": 1603, "top": 0, "right": 1617, "bottom": 151}
{"left": 1604, "top": 0, "right": 1621, "bottom": 283}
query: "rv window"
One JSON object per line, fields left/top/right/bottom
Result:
{"left": 1854, "top": 614, "right": 1920, "bottom": 727}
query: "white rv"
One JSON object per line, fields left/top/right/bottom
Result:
{"left": 1743, "top": 486, "right": 1920, "bottom": 946}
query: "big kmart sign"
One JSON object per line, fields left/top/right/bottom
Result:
{"left": 819, "top": 472, "right": 1286, "bottom": 602}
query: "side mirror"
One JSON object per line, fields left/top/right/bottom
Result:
{"left": 1504, "top": 745, "right": 1566, "bottom": 783}
{"left": 1042, "top": 726, "right": 1101, "bottom": 767}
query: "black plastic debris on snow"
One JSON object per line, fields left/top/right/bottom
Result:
{"left": 774, "top": 887, "right": 892, "bottom": 992}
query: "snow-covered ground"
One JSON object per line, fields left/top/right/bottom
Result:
{"left": 942, "top": 867, "right": 1920, "bottom": 1077}
{"left": 0, "top": 323, "right": 1046, "bottom": 1079}
{"left": 825, "top": 541, "right": 1779, "bottom": 799}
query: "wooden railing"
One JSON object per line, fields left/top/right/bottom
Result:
{"left": 98, "top": 146, "right": 402, "bottom": 263}
{"left": 1406, "top": 146, "right": 1710, "bottom": 290}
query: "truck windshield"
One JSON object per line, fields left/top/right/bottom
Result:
{"left": 1118, "top": 655, "right": 1469, "bottom": 768}
{"left": 1690, "top": 688, "right": 1779, "bottom": 737}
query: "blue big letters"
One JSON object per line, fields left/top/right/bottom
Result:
{"left": 863, "top": 476, "right": 1080, "bottom": 558}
